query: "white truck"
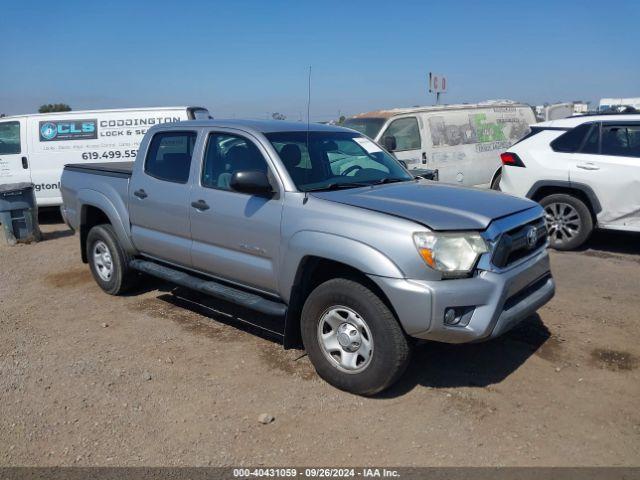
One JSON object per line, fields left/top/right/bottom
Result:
{"left": 0, "top": 106, "right": 210, "bottom": 206}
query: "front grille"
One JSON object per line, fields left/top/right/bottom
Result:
{"left": 492, "top": 217, "right": 547, "bottom": 268}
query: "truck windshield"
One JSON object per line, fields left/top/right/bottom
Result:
{"left": 341, "top": 118, "right": 386, "bottom": 138}
{"left": 265, "top": 131, "right": 412, "bottom": 192}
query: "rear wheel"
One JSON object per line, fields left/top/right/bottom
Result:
{"left": 540, "top": 193, "right": 593, "bottom": 250}
{"left": 86, "top": 224, "right": 138, "bottom": 295}
{"left": 300, "top": 278, "right": 411, "bottom": 396}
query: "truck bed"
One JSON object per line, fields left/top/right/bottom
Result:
{"left": 64, "top": 162, "right": 133, "bottom": 178}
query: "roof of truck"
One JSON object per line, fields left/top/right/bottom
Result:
{"left": 348, "top": 100, "right": 533, "bottom": 119}
{"left": 161, "top": 119, "right": 351, "bottom": 133}
{"left": 0, "top": 106, "right": 205, "bottom": 119}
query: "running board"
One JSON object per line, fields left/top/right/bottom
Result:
{"left": 129, "top": 259, "right": 287, "bottom": 317}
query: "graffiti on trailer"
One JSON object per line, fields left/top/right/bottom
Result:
{"left": 429, "top": 112, "right": 530, "bottom": 150}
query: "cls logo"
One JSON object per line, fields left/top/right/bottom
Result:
{"left": 39, "top": 120, "right": 97, "bottom": 141}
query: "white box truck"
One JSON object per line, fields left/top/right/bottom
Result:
{"left": 0, "top": 106, "right": 210, "bottom": 206}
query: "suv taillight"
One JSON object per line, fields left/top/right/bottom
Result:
{"left": 500, "top": 152, "right": 525, "bottom": 167}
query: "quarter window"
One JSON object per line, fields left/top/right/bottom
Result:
{"left": 145, "top": 131, "right": 197, "bottom": 183}
{"left": 580, "top": 124, "right": 600, "bottom": 154}
{"left": 0, "top": 121, "right": 21, "bottom": 155}
{"left": 202, "top": 133, "right": 269, "bottom": 191}
{"left": 381, "top": 117, "right": 421, "bottom": 151}
{"left": 601, "top": 125, "right": 640, "bottom": 157}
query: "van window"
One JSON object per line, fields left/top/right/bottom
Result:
{"left": 380, "top": 117, "right": 421, "bottom": 151}
{"left": 145, "top": 131, "right": 197, "bottom": 183}
{"left": 550, "top": 123, "right": 593, "bottom": 153}
{"left": 342, "top": 118, "right": 386, "bottom": 138}
{"left": 0, "top": 121, "right": 21, "bottom": 155}
{"left": 601, "top": 125, "right": 640, "bottom": 157}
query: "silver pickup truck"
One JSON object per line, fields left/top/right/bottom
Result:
{"left": 61, "top": 120, "right": 555, "bottom": 395}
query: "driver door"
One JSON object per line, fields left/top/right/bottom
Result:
{"left": 377, "top": 116, "right": 425, "bottom": 170}
{"left": 189, "top": 130, "right": 284, "bottom": 294}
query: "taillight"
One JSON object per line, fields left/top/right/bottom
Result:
{"left": 500, "top": 152, "right": 525, "bottom": 167}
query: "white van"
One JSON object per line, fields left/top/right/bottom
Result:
{"left": 0, "top": 106, "right": 210, "bottom": 206}
{"left": 343, "top": 101, "right": 536, "bottom": 188}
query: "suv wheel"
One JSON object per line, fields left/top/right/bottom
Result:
{"left": 86, "top": 224, "right": 138, "bottom": 295}
{"left": 301, "top": 278, "right": 411, "bottom": 396}
{"left": 540, "top": 194, "right": 593, "bottom": 250}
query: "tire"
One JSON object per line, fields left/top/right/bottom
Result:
{"left": 490, "top": 172, "right": 502, "bottom": 191}
{"left": 540, "top": 193, "right": 593, "bottom": 250}
{"left": 300, "top": 278, "right": 411, "bottom": 396}
{"left": 86, "top": 224, "right": 138, "bottom": 295}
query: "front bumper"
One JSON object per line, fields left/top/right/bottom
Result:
{"left": 369, "top": 248, "right": 555, "bottom": 343}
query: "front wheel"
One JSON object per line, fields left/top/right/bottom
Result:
{"left": 540, "top": 193, "right": 593, "bottom": 250}
{"left": 301, "top": 278, "right": 411, "bottom": 396}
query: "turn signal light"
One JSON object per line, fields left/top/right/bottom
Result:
{"left": 500, "top": 152, "right": 525, "bottom": 167}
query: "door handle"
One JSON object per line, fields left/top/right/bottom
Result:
{"left": 133, "top": 189, "right": 148, "bottom": 199}
{"left": 191, "top": 199, "right": 210, "bottom": 211}
{"left": 21, "top": 157, "right": 28, "bottom": 169}
{"left": 576, "top": 163, "right": 600, "bottom": 171}
{"left": 421, "top": 152, "right": 427, "bottom": 164}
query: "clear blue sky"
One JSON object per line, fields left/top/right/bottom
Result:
{"left": 1, "top": 0, "right": 638, "bottom": 119}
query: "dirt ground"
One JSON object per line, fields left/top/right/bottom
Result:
{"left": 1, "top": 214, "right": 639, "bottom": 467}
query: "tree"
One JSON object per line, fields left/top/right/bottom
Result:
{"left": 271, "top": 112, "right": 286, "bottom": 121}
{"left": 38, "top": 103, "right": 72, "bottom": 113}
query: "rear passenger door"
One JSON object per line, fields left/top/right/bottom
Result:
{"left": 189, "top": 130, "right": 284, "bottom": 294}
{"left": 569, "top": 122, "right": 640, "bottom": 230}
{"left": 129, "top": 130, "right": 198, "bottom": 266}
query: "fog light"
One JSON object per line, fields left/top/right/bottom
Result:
{"left": 444, "top": 308, "right": 459, "bottom": 325}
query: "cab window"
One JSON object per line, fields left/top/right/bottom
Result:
{"left": 380, "top": 117, "right": 421, "bottom": 151}
{"left": 202, "top": 133, "right": 269, "bottom": 191}
{"left": 145, "top": 131, "right": 197, "bottom": 183}
{"left": 0, "top": 121, "right": 21, "bottom": 155}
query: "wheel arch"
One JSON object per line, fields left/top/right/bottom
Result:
{"left": 526, "top": 180, "right": 601, "bottom": 222}
{"left": 490, "top": 166, "right": 502, "bottom": 189}
{"left": 77, "top": 190, "right": 135, "bottom": 263}
{"left": 283, "top": 255, "right": 402, "bottom": 349}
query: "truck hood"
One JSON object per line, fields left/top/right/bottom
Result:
{"left": 311, "top": 181, "right": 538, "bottom": 231}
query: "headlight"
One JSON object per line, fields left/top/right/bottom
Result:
{"left": 413, "top": 231, "right": 489, "bottom": 278}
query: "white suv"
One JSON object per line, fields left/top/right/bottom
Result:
{"left": 498, "top": 114, "right": 640, "bottom": 250}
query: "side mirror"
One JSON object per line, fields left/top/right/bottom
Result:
{"left": 230, "top": 170, "right": 273, "bottom": 196}
{"left": 382, "top": 135, "right": 397, "bottom": 151}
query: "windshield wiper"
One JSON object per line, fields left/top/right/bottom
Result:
{"left": 372, "top": 177, "right": 408, "bottom": 185}
{"left": 304, "top": 182, "right": 371, "bottom": 192}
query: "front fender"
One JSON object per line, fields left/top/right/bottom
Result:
{"left": 278, "top": 230, "right": 404, "bottom": 302}
{"left": 77, "top": 189, "right": 136, "bottom": 254}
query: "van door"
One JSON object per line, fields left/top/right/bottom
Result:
{"left": 128, "top": 130, "right": 199, "bottom": 267}
{"left": 189, "top": 130, "right": 283, "bottom": 294}
{"left": 0, "top": 119, "right": 30, "bottom": 185}
{"left": 377, "top": 116, "right": 424, "bottom": 169}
